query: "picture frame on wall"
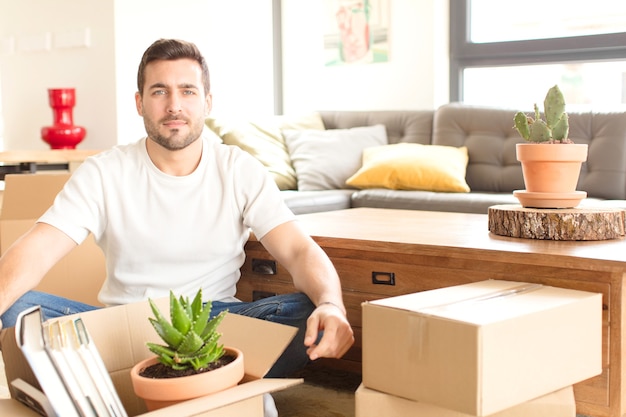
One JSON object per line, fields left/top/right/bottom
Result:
{"left": 323, "top": 0, "right": 390, "bottom": 66}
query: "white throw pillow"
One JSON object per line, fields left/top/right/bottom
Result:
{"left": 284, "top": 125, "right": 388, "bottom": 191}
{"left": 206, "top": 113, "right": 325, "bottom": 190}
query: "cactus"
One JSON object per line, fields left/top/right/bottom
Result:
{"left": 513, "top": 85, "right": 571, "bottom": 143}
{"left": 146, "top": 289, "right": 227, "bottom": 371}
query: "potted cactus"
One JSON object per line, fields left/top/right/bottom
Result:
{"left": 130, "top": 289, "right": 244, "bottom": 411}
{"left": 512, "top": 85, "right": 588, "bottom": 208}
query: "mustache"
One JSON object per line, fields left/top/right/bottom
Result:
{"left": 161, "top": 115, "right": 188, "bottom": 123}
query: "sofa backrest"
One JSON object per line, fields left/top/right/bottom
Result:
{"left": 433, "top": 103, "right": 626, "bottom": 199}
{"left": 318, "top": 106, "right": 626, "bottom": 199}
{"left": 319, "top": 110, "right": 434, "bottom": 145}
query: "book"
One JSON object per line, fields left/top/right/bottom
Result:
{"left": 16, "top": 305, "right": 80, "bottom": 417}
{"left": 43, "top": 320, "right": 102, "bottom": 416}
{"left": 15, "top": 306, "right": 128, "bottom": 417}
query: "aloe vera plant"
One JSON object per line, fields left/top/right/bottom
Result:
{"left": 513, "top": 85, "right": 572, "bottom": 143}
{"left": 146, "top": 289, "right": 227, "bottom": 371}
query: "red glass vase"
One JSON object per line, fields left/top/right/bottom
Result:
{"left": 41, "top": 88, "right": 86, "bottom": 149}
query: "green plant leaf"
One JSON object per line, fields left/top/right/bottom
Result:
{"left": 149, "top": 298, "right": 184, "bottom": 348}
{"left": 529, "top": 119, "right": 551, "bottom": 142}
{"left": 191, "top": 289, "right": 203, "bottom": 322}
{"left": 176, "top": 329, "right": 205, "bottom": 355}
{"left": 544, "top": 85, "right": 566, "bottom": 129}
{"left": 201, "top": 310, "right": 227, "bottom": 340}
{"left": 192, "top": 301, "right": 213, "bottom": 335}
{"left": 551, "top": 113, "right": 569, "bottom": 142}
{"left": 170, "top": 291, "right": 192, "bottom": 336}
{"left": 513, "top": 112, "right": 531, "bottom": 140}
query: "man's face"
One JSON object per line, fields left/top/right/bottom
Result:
{"left": 135, "top": 58, "right": 212, "bottom": 151}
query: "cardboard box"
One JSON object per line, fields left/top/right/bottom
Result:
{"left": 0, "top": 297, "right": 302, "bottom": 416}
{"left": 362, "top": 280, "right": 602, "bottom": 416}
{"left": 355, "top": 384, "right": 576, "bottom": 417}
{"left": 0, "top": 173, "right": 106, "bottom": 306}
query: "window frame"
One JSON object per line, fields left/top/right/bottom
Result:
{"left": 449, "top": 0, "right": 626, "bottom": 102}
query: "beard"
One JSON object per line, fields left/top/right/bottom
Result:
{"left": 144, "top": 115, "right": 204, "bottom": 151}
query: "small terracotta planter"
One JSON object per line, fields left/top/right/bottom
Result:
{"left": 130, "top": 347, "right": 244, "bottom": 411}
{"left": 514, "top": 143, "right": 588, "bottom": 208}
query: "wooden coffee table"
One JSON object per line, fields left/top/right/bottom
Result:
{"left": 237, "top": 207, "right": 626, "bottom": 417}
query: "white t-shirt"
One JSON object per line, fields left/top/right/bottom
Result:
{"left": 38, "top": 135, "right": 295, "bottom": 306}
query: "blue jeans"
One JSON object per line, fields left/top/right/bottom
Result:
{"left": 1, "top": 291, "right": 315, "bottom": 378}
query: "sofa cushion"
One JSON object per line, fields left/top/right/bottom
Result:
{"left": 351, "top": 189, "right": 520, "bottom": 214}
{"left": 284, "top": 124, "right": 388, "bottom": 191}
{"left": 281, "top": 189, "right": 354, "bottom": 215}
{"left": 346, "top": 143, "right": 470, "bottom": 192}
{"left": 205, "top": 113, "right": 325, "bottom": 190}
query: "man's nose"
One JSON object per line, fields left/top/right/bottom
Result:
{"left": 167, "top": 96, "right": 182, "bottom": 113}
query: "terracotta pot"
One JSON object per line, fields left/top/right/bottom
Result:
{"left": 514, "top": 143, "right": 588, "bottom": 208}
{"left": 130, "top": 347, "right": 244, "bottom": 411}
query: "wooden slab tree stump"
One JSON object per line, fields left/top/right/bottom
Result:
{"left": 488, "top": 204, "right": 626, "bottom": 241}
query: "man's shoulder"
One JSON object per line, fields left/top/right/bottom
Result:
{"left": 88, "top": 138, "right": 145, "bottom": 163}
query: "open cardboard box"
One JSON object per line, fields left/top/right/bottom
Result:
{"left": 355, "top": 384, "right": 576, "bottom": 417}
{"left": 0, "top": 173, "right": 106, "bottom": 307}
{"left": 362, "top": 279, "right": 602, "bottom": 416}
{"left": 0, "top": 297, "right": 302, "bottom": 416}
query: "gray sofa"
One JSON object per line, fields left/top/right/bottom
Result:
{"left": 209, "top": 104, "right": 626, "bottom": 215}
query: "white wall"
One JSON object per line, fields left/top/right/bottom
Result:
{"left": 112, "top": 1, "right": 276, "bottom": 145}
{"left": 0, "top": 0, "right": 276, "bottom": 150}
{"left": 281, "top": 0, "right": 449, "bottom": 113}
{"left": 0, "top": 0, "right": 116, "bottom": 150}
{"left": 0, "top": 0, "right": 448, "bottom": 150}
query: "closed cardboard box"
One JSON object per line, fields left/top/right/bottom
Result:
{"left": 355, "top": 384, "right": 575, "bottom": 417}
{"left": 362, "top": 280, "right": 602, "bottom": 416}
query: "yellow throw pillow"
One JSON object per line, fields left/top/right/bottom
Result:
{"left": 346, "top": 143, "right": 471, "bottom": 192}
{"left": 206, "top": 113, "right": 325, "bottom": 190}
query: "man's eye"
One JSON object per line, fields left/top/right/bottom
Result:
{"left": 183, "top": 90, "right": 196, "bottom": 95}
{"left": 152, "top": 90, "right": 166, "bottom": 95}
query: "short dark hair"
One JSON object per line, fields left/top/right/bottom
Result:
{"left": 136, "top": 38, "right": 210, "bottom": 96}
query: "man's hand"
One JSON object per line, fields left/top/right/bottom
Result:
{"left": 303, "top": 303, "right": 354, "bottom": 361}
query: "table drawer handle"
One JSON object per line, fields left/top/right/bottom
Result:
{"left": 372, "top": 271, "right": 395, "bottom": 286}
{"left": 251, "top": 258, "right": 277, "bottom": 275}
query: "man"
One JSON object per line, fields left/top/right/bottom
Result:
{"left": 0, "top": 39, "right": 353, "bottom": 386}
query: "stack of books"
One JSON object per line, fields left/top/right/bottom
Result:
{"left": 14, "top": 306, "right": 127, "bottom": 417}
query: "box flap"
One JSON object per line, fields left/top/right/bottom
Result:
{"left": 0, "top": 173, "right": 70, "bottom": 220}
{"left": 0, "top": 379, "right": 303, "bottom": 417}
{"left": 368, "top": 280, "right": 525, "bottom": 311}
{"left": 0, "top": 399, "right": 42, "bottom": 416}
{"left": 367, "top": 279, "right": 600, "bottom": 325}
{"left": 140, "top": 378, "right": 302, "bottom": 416}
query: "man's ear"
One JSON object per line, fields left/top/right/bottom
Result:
{"left": 135, "top": 92, "right": 143, "bottom": 116}
{"left": 205, "top": 93, "right": 213, "bottom": 116}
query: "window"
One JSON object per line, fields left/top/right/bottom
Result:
{"left": 450, "top": 0, "right": 626, "bottom": 110}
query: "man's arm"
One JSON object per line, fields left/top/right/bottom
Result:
{"left": 0, "top": 222, "right": 77, "bottom": 320}
{"left": 259, "top": 220, "right": 354, "bottom": 360}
